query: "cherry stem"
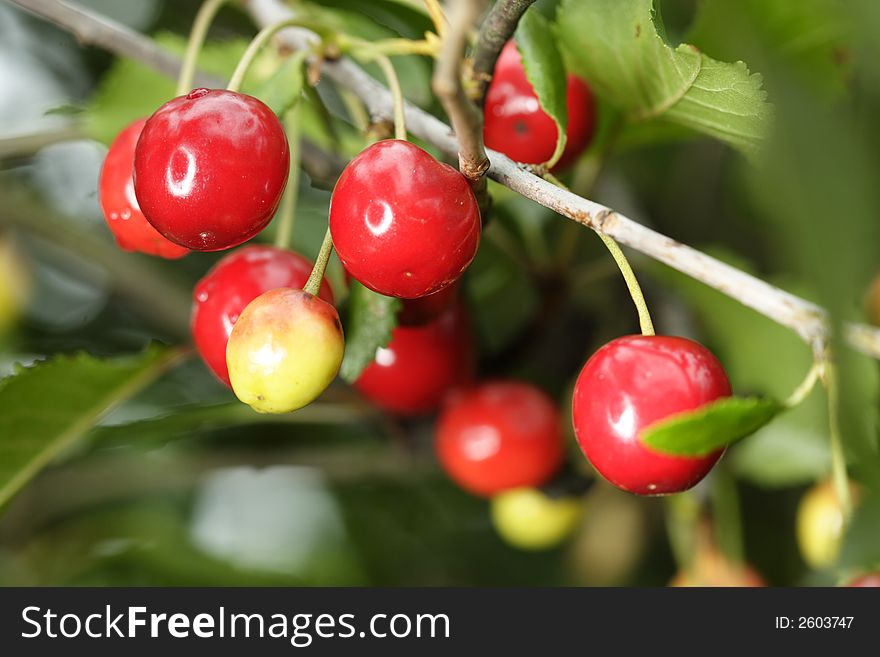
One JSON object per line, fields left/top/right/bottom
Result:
{"left": 423, "top": 0, "right": 447, "bottom": 37}
{"left": 784, "top": 360, "right": 821, "bottom": 408}
{"left": 544, "top": 130, "right": 567, "bottom": 172}
{"left": 821, "top": 358, "right": 853, "bottom": 518}
{"left": 177, "top": 0, "right": 227, "bottom": 96}
{"left": 275, "top": 104, "right": 302, "bottom": 250}
{"left": 374, "top": 55, "right": 407, "bottom": 140}
{"left": 304, "top": 228, "right": 334, "bottom": 297}
{"left": 544, "top": 172, "right": 654, "bottom": 335}
{"left": 341, "top": 35, "right": 440, "bottom": 59}
{"left": 227, "top": 18, "right": 317, "bottom": 93}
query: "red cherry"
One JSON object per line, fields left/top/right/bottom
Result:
{"left": 134, "top": 89, "right": 289, "bottom": 251}
{"left": 98, "top": 119, "right": 189, "bottom": 259}
{"left": 329, "top": 140, "right": 481, "bottom": 299}
{"left": 436, "top": 381, "right": 564, "bottom": 496}
{"left": 572, "top": 335, "right": 731, "bottom": 495}
{"left": 484, "top": 41, "right": 596, "bottom": 169}
{"left": 847, "top": 573, "right": 880, "bottom": 587}
{"left": 355, "top": 302, "right": 474, "bottom": 416}
{"left": 192, "top": 245, "right": 334, "bottom": 386}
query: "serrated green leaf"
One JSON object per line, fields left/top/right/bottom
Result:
{"left": 641, "top": 396, "right": 784, "bottom": 457}
{"left": 255, "top": 50, "right": 308, "bottom": 116}
{"left": 515, "top": 9, "right": 568, "bottom": 167}
{"left": 556, "top": 0, "right": 772, "bottom": 155}
{"left": 0, "top": 345, "right": 183, "bottom": 508}
{"left": 339, "top": 281, "right": 400, "bottom": 383}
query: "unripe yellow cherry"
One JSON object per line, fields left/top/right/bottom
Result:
{"left": 226, "top": 287, "right": 344, "bottom": 414}
{"left": 0, "top": 236, "right": 31, "bottom": 334}
{"left": 490, "top": 487, "right": 582, "bottom": 551}
{"left": 796, "top": 479, "right": 857, "bottom": 570}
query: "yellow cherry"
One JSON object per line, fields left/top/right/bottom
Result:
{"left": 796, "top": 479, "right": 858, "bottom": 570}
{"left": 490, "top": 487, "right": 582, "bottom": 551}
{"left": 227, "top": 287, "right": 344, "bottom": 414}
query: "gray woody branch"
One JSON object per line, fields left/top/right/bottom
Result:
{"left": 9, "top": 0, "right": 880, "bottom": 361}
{"left": 470, "top": 0, "right": 537, "bottom": 105}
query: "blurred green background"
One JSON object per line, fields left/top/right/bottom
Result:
{"left": 0, "top": 0, "right": 878, "bottom": 586}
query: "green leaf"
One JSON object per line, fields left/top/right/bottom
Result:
{"left": 254, "top": 50, "right": 308, "bottom": 116}
{"left": 687, "top": 0, "right": 851, "bottom": 98}
{"left": 641, "top": 396, "right": 784, "bottom": 457}
{"left": 91, "top": 401, "right": 374, "bottom": 447}
{"left": 556, "top": 0, "right": 772, "bottom": 156}
{"left": 515, "top": 9, "right": 568, "bottom": 167}
{"left": 0, "top": 345, "right": 181, "bottom": 508}
{"left": 648, "top": 249, "right": 832, "bottom": 486}
{"left": 339, "top": 281, "right": 400, "bottom": 383}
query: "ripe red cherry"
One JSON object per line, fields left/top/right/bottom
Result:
{"left": 847, "top": 573, "right": 880, "bottom": 587}
{"left": 435, "top": 381, "right": 564, "bottom": 496}
{"left": 572, "top": 335, "right": 731, "bottom": 495}
{"left": 192, "top": 245, "right": 334, "bottom": 386}
{"left": 98, "top": 119, "right": 189, "bottom": 259}
{"left": 134, "top": 88, "right": 289, "bottom": 251}
{"left": 355, "top": 302, "right": 474, "bottom": 416}
{"left": 484, "top": 40, "right": 596, "bottom": 169}
{"left": 329, "top": 139, "right": 481, "bottom": 299}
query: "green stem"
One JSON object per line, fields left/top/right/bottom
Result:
{"left": 545, "top": 171, "right": 653, "bottom": 335}
{"left": 275, "top": 105, "right": 302, "bottom": 249}
{"left": 374, "top": 54, "right": 407, "bottom": 140}
{"left": 556, "top": 112, "right": 626, "bottom": 269}
{"left": 305, "top": 228, "right": 334, "bottom": 296}
{"left": 784, "top": 360, "right": 821, "bottom": 408}
{"left": 177, "top": 0, "right": 227, "bottom": 95}
{"left": 227, "top": 18, "right": 318, "bottom": 93}
{"left": 597, "top": 232, "right": 655, "bottom": 336}
{"left": 423, "top": 0, "right": 447, "bottom": 37}
{"left": 823, "top": 359, "right": 853, "bottom": 518}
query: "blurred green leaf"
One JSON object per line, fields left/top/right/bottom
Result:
{"left": 92, "top": 401, "right": 375, "bottom": 447}
{"left": 642, "top": 396, "right": 783, "bottom": 457}
{"left": 515, "top": 9, "right": 568, "bottom": 165}
{"left": 465, "top": 222, "right": 539, "bottom": 354}
{"left": 254, "top": 50, "right": 307, "bottom": 116}
{"left": 556, "top": 0, "right": 772, "bottom": 155}
{"left": 688, "top": 0, "right": 851, "bottom": 98}
{"left": 839, "top": 491, "right": 880, "bottom": 571}
{"left": 339, "top": 281, "right": 400, "bottom": 383}
{"left": 0, "top": 345, "right": 181, "bottom": 508}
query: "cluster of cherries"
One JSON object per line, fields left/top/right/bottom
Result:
{"left": 98, "top": 40, "right": 758, "bottom": 558}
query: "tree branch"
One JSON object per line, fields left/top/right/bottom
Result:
{"left": 9, "top": 0, "right": 218, "bottom": 87}
{"left": 431, "top": 0, "right": 490, "bottom": 181}
{"left": 470, "top": 0, "right": 537, "bottom": 105}
{"left": 5, "top": 0, "right": 339, "bottom": 186}
{"left": 11, "top": 0, "right": 880, "bottom": 362}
